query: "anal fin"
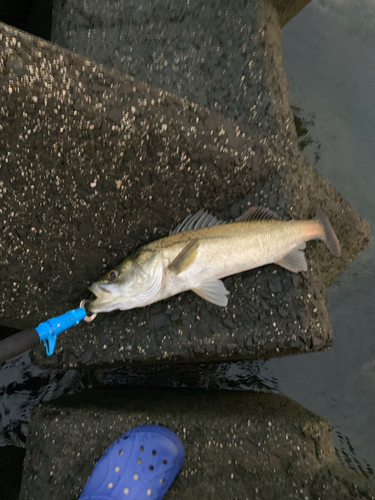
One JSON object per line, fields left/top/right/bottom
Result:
{"left": 192, "top": 280, "right": 229, "bottom": 307}
{"left": 276, "top": 246, "right": 307, "bottom": 273}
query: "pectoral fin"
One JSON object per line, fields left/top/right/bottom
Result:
{"left": 168, "top": 239, "right": 199, "bottom": 274}
{"left": 192, "top": 280, "right": 230, "bottom": 307}
{"left": 276, "top": 245, "right": 307, "bottom": 273}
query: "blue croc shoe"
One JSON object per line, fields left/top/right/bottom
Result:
{"left": 79, "top": 424, "right": 185, "bottom": 500}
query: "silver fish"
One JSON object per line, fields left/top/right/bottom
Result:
{"left": 88, "top": 206, "right": 340, "bottom": 313}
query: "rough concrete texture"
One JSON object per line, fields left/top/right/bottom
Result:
{"left": 20, "top": 388, "right": 375, "bottom": 500}
{"left": 51, "top": 0, "right": 297, "bottom": 134}
{"left": 50, "top": 0, "right": 370, "bottom": 284}
{"left": 0, "top": 19, "right": 369, "bottom": 370}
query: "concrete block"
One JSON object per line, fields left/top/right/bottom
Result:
{"left": 0, "top": 22, "right": 369, "bottom": 369}
{"left": 19, "top": 388, "right": 375, "bottom": 500}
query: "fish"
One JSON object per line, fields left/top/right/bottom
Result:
{"left": 88, "top": 206, "right": 340, "bottom": 313}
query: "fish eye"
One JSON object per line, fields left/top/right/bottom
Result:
{"left": 108, "top": 269, "right": 118, "bottom": 280}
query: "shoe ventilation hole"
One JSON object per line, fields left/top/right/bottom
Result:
{"left": 152, "top": 450, "right": 157, "bottom": 455}
{"left": 133, "top": 473, "right": 139, "bottom": 480}
{"left": 147, "top": 489, "right": 152, "bottom": 496}
{"left": 119, "top": 449, "right": 124, "bottom": 455}
{"left": 160, "top": 478, "right": 165, "bottom": 484}
{"left": 162, "top": 460, "right": 168, "bottom": 464}
{"left": 137, "top": 458, "right": 142, "bottom": 464}
{"left": 140, "top": 446, "right": 144, "bottom": 452}
{"left": 115, "top": 466, "right": 120, "bottom": 473}
{"left": 123, "top": 487, "right": 129, "bottom": 495}
{"left": 149, "top": 465, "right": 154, "bottom": 471}
{"left": 108, "top": 482, "right": 113, "bottom": 489}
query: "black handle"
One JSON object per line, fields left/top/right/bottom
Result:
{"left": 0, "top": 329, "right": 41, "bottom": 364}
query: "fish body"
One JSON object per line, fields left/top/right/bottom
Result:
{"left": 88, "top": 206, "right": 340, "bottom": 313}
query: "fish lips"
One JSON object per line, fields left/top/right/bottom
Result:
{"left": 88, "top": 283, "right": 121, "bottom": 313}
{"left": 89, "top": 282, "right": 118, "bottom": 297}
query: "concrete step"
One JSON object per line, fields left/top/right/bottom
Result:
{"left": 0, "top": 16, "right": 368, "bottom": 369}
{"left": 20, "top": 388, "right": 375, "bottom": 500}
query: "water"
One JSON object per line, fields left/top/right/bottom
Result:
{"left": 260, "top": 0, "right": 375, "bottom": 478}
{"left": 0, "top": 350, "right": 83, "bottom": 448}
{"left": 1, "top": 0, "right": 375, "bottom": 485}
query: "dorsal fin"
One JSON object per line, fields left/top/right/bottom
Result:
{"left": 236, "top": 206, "right": 282, "bottom": 222}
{"left": 170, "top": 209, "right": 225, "bottom": 235}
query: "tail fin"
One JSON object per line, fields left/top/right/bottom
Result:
{"left": 316, "top": 206, "right": 341, "bottom": 257}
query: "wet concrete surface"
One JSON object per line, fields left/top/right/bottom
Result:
{"left": 51, "top": 0, "right": 289, "bottom": 133}
{"left": 0, "top": 17, "right": 366, "bottom": 371}
{"left": 19, "top": 387, "right": 375, "bottom": 500}
{"left": 1, "top": 0, "right": 375, "bottom": 496}
{"left": 50, "top": 0, "right": 369, "bottom": 288}
{"left": 0, "top": 445, "right": 24, "bottom": 500}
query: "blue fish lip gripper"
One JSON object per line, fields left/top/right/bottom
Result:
{"left": 35, "top": 308, "right": 87, "bottom": 355}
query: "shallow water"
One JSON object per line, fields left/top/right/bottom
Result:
{"left": 1, "top": 0, "right": 375, "bottom": 484}
{"left": 0, "top": 350, "right": 83, "bottom": 448}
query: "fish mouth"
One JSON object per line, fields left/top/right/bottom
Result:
{"left": 89, "top": 283, "right": 116, "bottom": 297}
{"left": 88, "top": 283, "right": 119, "bottom": 313}
{"left": 88, "top": 284, "right": 126, "bottom": 313}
